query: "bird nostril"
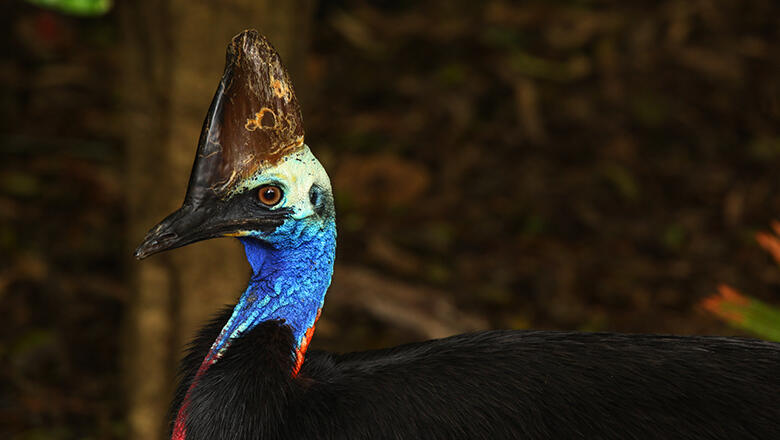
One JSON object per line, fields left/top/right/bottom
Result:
{"left": 158, "top": 232, "right": 176, "bottom": 242}
{"left": 146, "top": 231, "right": 176, "bottom": 248}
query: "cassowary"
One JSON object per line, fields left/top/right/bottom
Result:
{"left": 135, "top": 30, "right": 780, "bottom": 440}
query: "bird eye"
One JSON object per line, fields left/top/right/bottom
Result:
{"left": 257, "top": 185, "right": 283, "bottom": 206}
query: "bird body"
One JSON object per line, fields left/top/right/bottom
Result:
{"left": 173, "top": 310, "right": 779, "bottom": 440}
{"left": 135, "top": 30, "right": 780, "bottom": 440}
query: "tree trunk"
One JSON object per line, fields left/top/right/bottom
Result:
{"left": 121, "top": 1, "right": 313, "bottom": 438}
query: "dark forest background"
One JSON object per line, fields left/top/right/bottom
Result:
{"left": 1, "top": 0, "right": 779, "bottom": 438}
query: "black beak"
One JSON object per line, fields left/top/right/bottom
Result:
{"left": 134, "top": 196, "right": 290, "bottom": 260}
{"left": 134, "top": 203, "right": 208, "bottom": 260}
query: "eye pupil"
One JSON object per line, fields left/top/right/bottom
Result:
{"left": 258, "top": 185, "right": 282, "bottom": 206}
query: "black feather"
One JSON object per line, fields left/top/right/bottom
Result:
{"left": 172, "top": 307, "right": 780, "bottom": 440}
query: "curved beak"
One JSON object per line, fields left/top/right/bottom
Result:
{"left": 133, "top": 198, "right": 290, "bottom": 260}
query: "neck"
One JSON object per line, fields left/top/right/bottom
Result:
{"left": 204, "top": 219, "right": 337, "bottom": 375}
{"left": 172, "top": 220, "right": 335, "bottom": 440}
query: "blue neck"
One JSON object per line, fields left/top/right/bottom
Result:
{"left": 203, "top": 219, "right": 336, "bottom": 366}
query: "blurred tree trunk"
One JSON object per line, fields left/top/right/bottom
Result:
{"left": 120, "top": 1, "right": 313, "bottom": 438}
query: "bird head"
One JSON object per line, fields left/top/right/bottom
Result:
{"left": 134, "top": 30, "right": 334, "bottom": 260}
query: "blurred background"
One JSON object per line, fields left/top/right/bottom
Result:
{"left": 1, "top": 0, "right": 779, "bottom": 438}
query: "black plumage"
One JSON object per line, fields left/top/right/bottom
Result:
{"left": 171, "top": 307, "right": 780, "bottom": 440}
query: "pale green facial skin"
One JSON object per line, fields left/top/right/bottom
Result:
{"left": 230, "top": 145, "right": 332, "bottom": 221}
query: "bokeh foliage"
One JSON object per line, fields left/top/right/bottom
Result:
{"left": 25, "top": 0, "right": 112, "bottom": 16}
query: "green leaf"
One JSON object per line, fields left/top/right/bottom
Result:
{"left": 26, "top": 0, "right": 112, "bottom": 16}
{"left": 702, "top": 285, "right": 780, "bottom": 342}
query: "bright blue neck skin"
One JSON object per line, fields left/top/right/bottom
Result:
{"left": 201, "top": 218, "right": 337, "bottom": 367}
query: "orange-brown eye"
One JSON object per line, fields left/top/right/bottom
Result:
{"left": 257, "top": 185, "right": 283, "bottom": 206}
